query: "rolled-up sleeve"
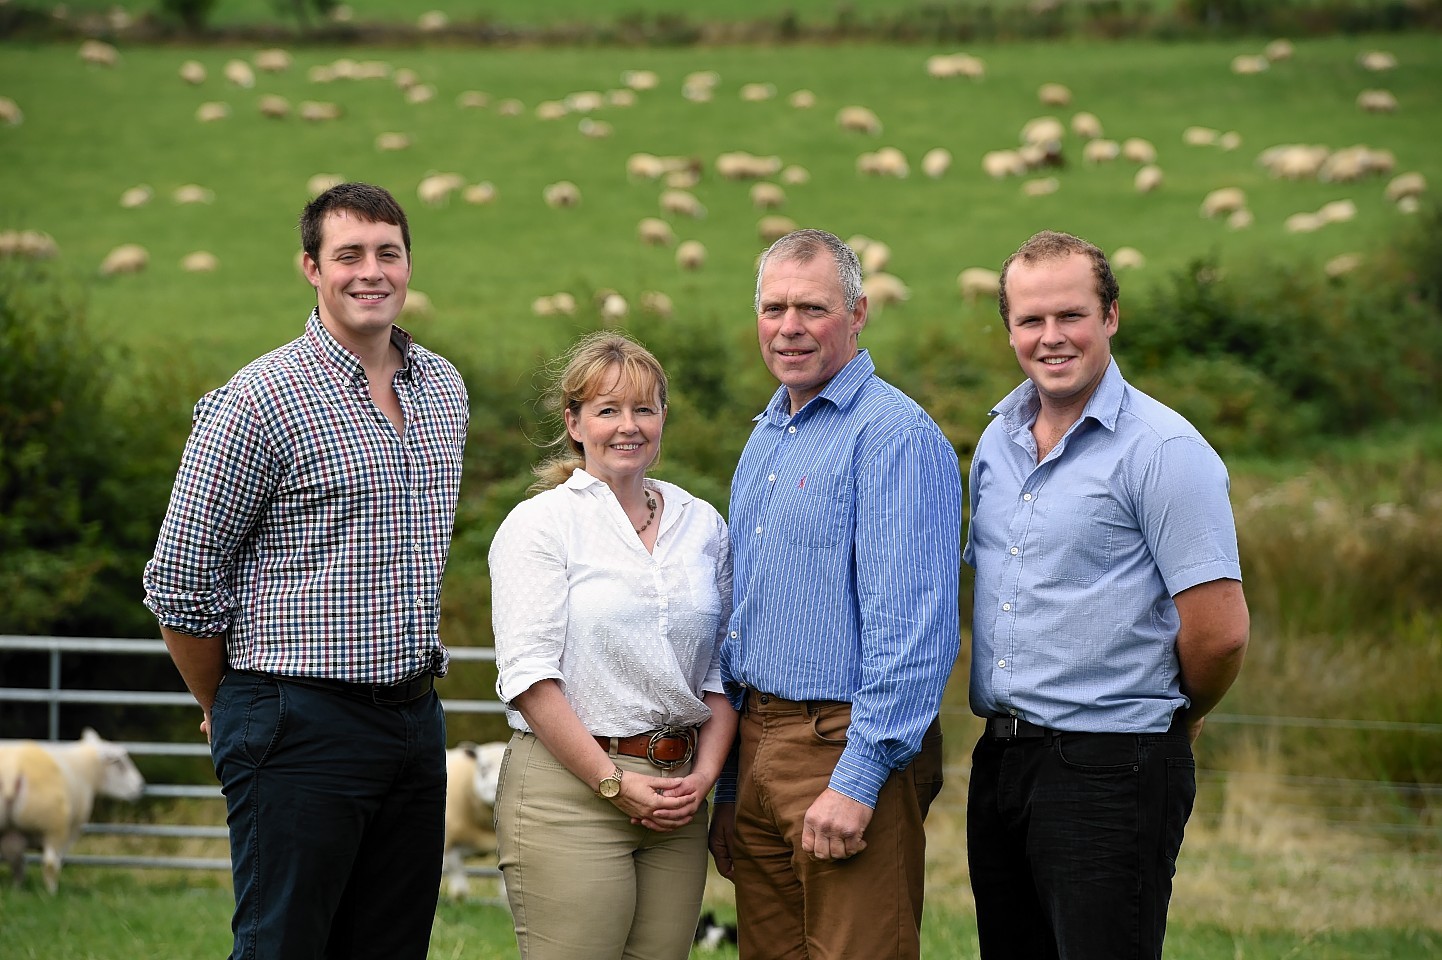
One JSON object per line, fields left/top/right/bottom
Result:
{"left": 489, "top": 500, "right": 571, "bottom": 703}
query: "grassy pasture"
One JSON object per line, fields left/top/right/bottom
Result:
{"left": 2, "top": 33, "right": 1439, "bottom": 388}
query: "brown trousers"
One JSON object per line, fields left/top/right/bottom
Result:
{"left": 732, "top": 693, "right": 944, "bottom": 960}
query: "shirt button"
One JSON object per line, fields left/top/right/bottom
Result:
{"left": 1010, "top": 546, "right": 1019, "bottom": 555}
{"left": 1002, "top": 602, "right": 1012, "bottom": 611}
{"left": 768, "top": 473, "right": 776, "bottom": 482}
{"left": 998, "top": 659, "right": 1006, "bottom": 668}
{"left": 1009, "top": 708, "right": 1018, "bottom": 716}
{"left": 1023, "top": 493, "right": 1033, "bottom": 502}
{"left": 787, "top": 425, "right": 797, "bottom": 434}
{"left": 755, "top": 526, "right": 763, "bottom": 534}
{"left": 730, "top": 631, "right": 738, "bottom": 639}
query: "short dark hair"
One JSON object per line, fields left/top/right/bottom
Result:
{"left": 299, "top": 182, "right": 411, "bottom": 264}
{"left": 997, "top": 230, "right": 1118, "bottom": 326}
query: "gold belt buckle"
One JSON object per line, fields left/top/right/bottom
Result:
{"left": 646, "top": 727, "right": 695, "bottom": 770}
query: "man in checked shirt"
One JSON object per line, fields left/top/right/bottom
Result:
{"left": 144, "top": 182, "right": 468, "bottom": 960}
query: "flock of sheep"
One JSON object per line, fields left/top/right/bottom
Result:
{"left": 0, "top": 33, "right": 1431, "bottom": 326}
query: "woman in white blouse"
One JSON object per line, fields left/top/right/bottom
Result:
{"left": 489, "top": 331, "right": 737, "bottom": 960}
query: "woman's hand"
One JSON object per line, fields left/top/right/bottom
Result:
{"left": 625, "top": 770, "right": 715, "bottom": 831}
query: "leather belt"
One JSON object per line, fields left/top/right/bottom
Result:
{"left": 985, "top": 716, "right": 1053, "bottom": 740}
{"left": 595, "top": 727, "right": 697, "bottom": 770}
{"left": 234, "top": 669, "right": 435, "bottom": 705}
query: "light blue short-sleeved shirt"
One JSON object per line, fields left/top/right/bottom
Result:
{"left": 963, "top": 359, "right": 1242, "bottom": 733}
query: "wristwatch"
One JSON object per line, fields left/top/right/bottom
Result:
{"left": 596, "top": 768, "right": 623, "bottom": 799}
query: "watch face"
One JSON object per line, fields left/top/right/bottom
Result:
{"left": 599, "top": 771, "right": 622, "bottom": 798}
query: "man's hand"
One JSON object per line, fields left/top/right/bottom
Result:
{"left": 708, "top": 801, "right": 737, "bottom": 881}
{"left": 801, "top": 788, "right": 872, "bottom": 861}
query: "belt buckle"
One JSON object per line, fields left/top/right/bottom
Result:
{"left": 992, "top": 716, "right": 1020, "bottom": 739}
{"left": 646, "top": 728, "right": 695, "bottom": 770}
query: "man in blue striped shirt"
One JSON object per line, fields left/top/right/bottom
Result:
{"left": 144, "top": 183, "right": 468, "bottom": 960}
{"left": 965, "top": 231, "right": 1249, "bottom": 959}
{"left": 709, "top": 229, "right": 962, "bottom": 959}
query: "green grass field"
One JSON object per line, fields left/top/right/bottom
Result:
{"left": 3, "top": 33, "right": 1439, "bottom": 387}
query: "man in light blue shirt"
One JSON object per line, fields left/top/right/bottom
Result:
{"left": 964, "top": 230, "right": 1250, "bottom": 959}
{"left": 708, "top": 229, "right": 962, "bottom": 959}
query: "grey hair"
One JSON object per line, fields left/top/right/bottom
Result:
{"left": 753, "top": 229, "right": 864, "bottom": 313}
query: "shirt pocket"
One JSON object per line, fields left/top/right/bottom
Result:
{"left": 776, "top": 472, "right": 851, "bottom": 548}
{"left": 1028, "top": 492, "right": 1116, "bottom": 584}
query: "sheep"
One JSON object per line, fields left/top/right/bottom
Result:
{"left": 601, "top": 293, "right": 629, "bottom": 321}
{"left": 683, "top": 70, "right": 720, "bottom": 93}
{"left": 0, "top": 230, "right": 59, "bottom": 261}
{"left": 1264, "top": 39, "right": 1295, "bottom": 62}
{"left": 119, "top": 184, "right": 153, "bottom": 208}
{"left": 740, "top": 82, "right": 776, "bottom": 102}
{"left": 926, "top": 53, "right": 985, "bottom": 80}
{"left": 957, "top": 267, "right": 1001, "bottom": 304}
{"left": 462, "top": 182, "right": 497, "bottom": 205}
{"left": 606, "top": 88, "right": 637, "bottom": 108}
{"left": 1020, "top": 116, "right": 1065, "bottom": 147}
{"left": 441, "top": 742, "right": 505, "bottom": 900}
{"left": 1112, "top": 247, "right": 1146, "bottom": 270}
{"left": 1230, "top": 54, "right": 1270, "bottom": 75}
{"left": 258, "top": 95, "right": 291, "bottom": 120}
{"left": 1384, "top": 172, "right": 1426, "bottom": 204}
{"left": 178, "top": 60, "right": 206, "bottom": 85}
{"left": 496, "top": 98, "right": 525, "bottom": 117}
{"left": 1357, "top": 50, "right": 1397, "bottom": 72}
{"left": 173, "top": 184, "right": 214, "bottom": 204}
{"left": 787, "top": 89, "right": 816, "bottom": 109}
{"left": 401, "top": 290, "right": 434, "bottom": 318}
{"left": 638, "top": 217, "right": 677, "bottom": 247}
{"left": 1324, "top": 253, "right": 1363, "bottom": 278}
{"left": 622, "top": 69, "right": 660, "bottom": 91}
{"left": 1120, "top": 137, "right": 1157, "bottom": 165}
{"left": 836, "top": 105, "right": 882, "bottom": 136}
{"left": 860, "top": 241, "right": 891, "bottom": 275}
{"left": 394, "top": 68, "right": 421, "bottom": 90}
{"left": 715, "top": 151, "right": 782, "bottom": 181}
{"left": 223, "top": 59, "right": 255, "bottom": 89}
{"left": 1183, "top": 126, "right": 1220, "bottom": 147}
{"left": 1320, "top": 145, "right": 1384, "bottom": 182}
{"left": 1134, "top": 164, "right": 1164, "bottom": 193}
{"left": 921, "top": 148, "right": 952, "bottom": 180}
{"left": 1038, "top": 82, "right": 1072, "bottom": 107}
{"left": 418, "top": 10, "right": 450, "bottom": 32}
{"left": 0, "top": 729, "right": 145, "bottom": 894}
{"left": 418, "top": 172, "right": 465, "bottom": 206}
{"left": 640, "top": 290, "right": 674, "bottom": 319}
{"left": 1022, "top": 176, "right": 1059, "bottom": 197}
{"left": 100, "top": 244, "right": 149, "bottom": 276}
{"left": 862, "top": 272, "right": 909, "bottom": 307}
{"left": 1070, "top": 111, "right": 1103, "bottom": 140}
{"left": 665, "top": 168, "right": 701, "bottom": 190}
{"left": 982, "top": 149, "right": 1027, "bottom": 179}
{"left": 195, "top": 101, "right": 231, "bottom": 123}
{"left": 531, "top": 295, "right": 559, "bottom": 317}
{"left": 578, "top": 118, "right": 613, "bottom": 139}
{"left": 1218, "top": 130, "right": 1242, "bottom": 151}
{"left": 1318, "top": 199, "right": 1357, "bottom": 224}
{"left": 1227, "top": 208, "right": 1254, "bottom": 230}
{"left": 456, "top": 90, "right": 490, "bottom": 109}
{"left": 627, "top": 152, "right": 667, "bottom": 181}
{"left": 857, "top": 147, "right": 908, "bottom": 179}
{"left": 675, "top": 239, "right": 707, "bottom": 271}
{"left": 405, "top": 85, "right": 437, "bottom": 105}
{"left": 1284, "top": 212, "right": 1326, "bottom": 233}
{"left": 78, "top": 40, "right": 119, "bottom": 68}
{"left": 1356, "top": 89, "right": 1397, "bottom": 113}
{"left": 253, "top": 48, "right": 292, "bottom": 73}
{"left": 659, "top": 189, "right": 705, "bottom": 219}
{"left": 781, "top": 165, "right": 811, "bottom": 186}
{"left": 0, "top": 95, "right": 18, "bottom": 126}
{"left": 375, "top": 131, "right": 412, "bottom": 151}
{"left": 1082, "top": 139, "right": 1120, "bottom": 164}
{"left": 758, "top": 215, "right": 798, "bottom": 245}
{"left": 307, "top": 173, "right": 345, "bottom": 196}
{"left": 1200, "top": 187, "right": 1247, "bottom": 219}
{"left": 298, "top": 101, "right": 342, "bottom": 122}
{"left": 181, "top": 251, "right": 219, "bottom": 272}
{"left": 749, "top": 182, "right": 786, "bottom": 210}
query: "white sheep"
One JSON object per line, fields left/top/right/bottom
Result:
{"left": 749, "top": 182, "right": 787, "bottom": 210}
{"left": 258, "top": 95, "right": 291, "bottom": 120}
{"left": 463, "top": 182, "right": 497, "bottom": 205}
{"left": 1183, "top": 126, "right": 1220, "bottom": 147}
{"left": 1230, "top": 54, "right": 1270, "bottom": 75}
{"left": 622, "top": 69, "right": 659, "bottom": 91}
{"left": 401, "top": 290, "right": 433, "bottom": 318}
{"left": 418, "top": 10, "right": 450, "bottom": 32}
{"left": 456, "top": 90, "right": 490, "bottom": 109}
{"left": 173, "top": 184, "right": 215, "bottom": 204}
{"left": 418, "top": 172, "right": 465, "bottom": 206}
{"left": 1264, "top": 39, "right": 1295, "bottom": 62}
{"left": 1121, "top": 137, "right": 1157, "bottom": 165}
{"left": 535, "top": 100, "right": 568, "bottom": 120}
{"left": 640, "top": 290, "right": 674, "bottom": 319}
{"left": 1384, "top": 171, "right": 1426, "bottom": 204}
{"left": 1022, "top": 176, "right": 1059, "bottom": 197}
{"left": 758, "top": 215, "right": 798, "bottom": 245}
{"left": 862, "top": 272, "right": 909, "bottom": 307}
{"left": 1318, "top": 199, "right": 1357, "bottom": 224}
{"left": 1227, "top": 208, "right": 1254, "bottom": 230}
{"left": 715, "top": 151, "right": 782, "bottom": 181}
{"left": 1200, "top": 187, "right": 1247, "bottom": 219}
{"left": 926, "top": 53, "right": 985, "bottom": 80}
{"left": 638, "top": 217, "right": 677, "bottom": 247}
{"left": 497, "top": 98, "right": 525, "bottom": 117}
{"left": 0, "top": 230, "right": 58, "bottom": 260}
{"left": 119, "top": 184, "right": 153, "bottom": 208}
{"left": 1020, "top": 116, "right": 1065, "bottom": 147}
{"left": 740, "top": 82, "right": 776, "bottom": 102}
{"left": 253, "top": 48, "right": 292, "bottom": 73}
{"left": 394, "top": 68, "right": 420, "bottom": 89}
{"left": 957, "top": 267, "right": 1000, "bottom": 304}
{"left": 543, "top": 181, "right": 582, "bottom": 209}
{"left": 1324, "top": 253, "right": 1363, "bottom": 278}
{"left": 307, "top": 173, "right": 345, "bottom": 196}
{"left": 1082, "top": 139, "right": 1120, "bottom": 164}
{"left": 0, "top": 95, "right": 20, "bottom": 126}
{"left": 1112, "top": 247, "right": 1146, "bottom": 270}
{"left": 836, "top": 105, "right": 882, "bottom": 136}
{"left": 178, "top": 60, "right": 206, "bottom": 85}
{"left": 578, "top": 118, "right": 613, "bottom": 139}
{"left": 1070, "top": 111, "right": 1103, "bottom": 140}
{"left": 405, "top": 84, "right": 437, "bottom": 105}
{"left": 1038, "top": 82, "right": 1072, "bottom": 107}
{"left": 1357, "top": 50, "right": 1397, "bottom": 72}
{"left": 100, "top": 244, "right": 149, "bottom": 276}
{"left": 675, "top": 239, "right": 707, "bottom": 271}
{"left": 1134, "top": 165, "right": 1164, "bottom": 193}
{"left": 659, "top": 189, "right": 704, "bottom": 219}
{"left": 1284, "top": 212, "right": 1326, "bottom": 233}
{"left": 181, "top": 251, "right": 220, "bottom": 272}
{"left": 195, "top": 101, "right": 231, "bottom": 123}
{"left": 982, "top": 149, "right": 1027, "bottom": 179}
{"left": 860, "top": 241, "right": 891, "bottom": 275}
{"left": 1218, "top": 131, "right": 1242, "bottom": 151}
{"left": 1, "top": 729, "right": 145, "bottom": 894}
{"left": 442, "top": 742, "right": 504, "bottom": 900}
{"left": 608, "top": 87, "right": 638, "bottom": 106}
{"left": 921, "top": 147, "right": 952, "bottom": 179}
{"left": 600, "top": 293, "right": 629, "bottom": 321}
{"left": 375, "top": 131, "right": 412, "bottom": 151}
{"left": 1356, "top": 89, "right": 1397, "bottom": 113}
{"left": 780, "top": 165, "right": 810, "bottom": 185}
{"left": 298, "top": 101, "right": 342, "bottom": 122}
{"left": 223, "top": 58, "right": 255, "bottom": 89}
{"left": 787, "top": 89, "right": 816, "bottom": 109}
{"left": 78, "top": 40, "right": 119, "bottom": 68}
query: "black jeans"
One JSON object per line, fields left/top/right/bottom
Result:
{"left": 210, "top": 669, "right": 447, "bottom": 960}
{"left": 967, "top": 725, "right": 1196, "bottom": 960}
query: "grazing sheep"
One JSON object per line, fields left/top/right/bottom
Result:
{"left": 659, "top": 189, "right": 705, "bottom": 219}
{"left": 298, "top": 101, "right": 342, "bottom": 122}
{"left": 456, "top": 90, "right": 490, "bottom": 109}
{"left": 1070, "top": 111, "right": 1103, "bottom": 140}
{"left": 780, "top": 165, "right": 810, "bottom": 186}
{"left": 181, "top": 251, "right": 219, "bottom": 272}
{"left": 1, "top": 730, "right": 145, "bottom": 894}
{"left": 223, "top": 59, "right": 255, "bottom": 88}
{"left": 1120, "top": 137, "right": 1157, "bottom": 165}
{"left": 119, "top": 184, "right": 153, "bottom": 208}
{"left": 1022, "top": 176, "right": 1059, "bottom": 197}
{"left": 921, "top": 148, "right": 952, "bottom": 179}
{"left": 627, "top": 152, "right": 667, "bottom": 181}
{"left": 1200, "top": 187, "right": 1247, "bottom": 219}
{"left": 665, "top": 168, "right": 701, "bottom": 190}
{"left": 1183, "top": 126, "right": 1219, "bottom": 147}
{"left": 462, "top": 182, "right": 497, "bottom": 205}
{"left": 982, "top": 149, "right": 1027, "bottom": 179}
{"left": 375, "top": 132, "right": 411, "bottom": 151}
{"left": 862, "top": 272, "right": 909, "bottom": 307}
{"left": 405, "top": 84, "right": 436, "bottom": 105}
{"left": 544, "top": 178, "right": 583, "bottom": 208}
{"left": 638, "top": 217, "right": 677, "bottom": 247}
{"left": 957, "top": 267, "right": 1001, "bottom": 304}
{"left": 606, "top": 88, "right": 637, "bottom": 108}
{"left": 1227, "top": 208, "right": 1254, "bottom": 230}
{"left": 1020, "top": 116, "right": 1065, "bottom": 147}
{"left": 787, "top": 89, "right": 816, "bottom": 109}
{"left": 307, "top": 173, "right": 345, "bottom": 196}
{"left": 258, "top": 95, "right": 291, "bottom": 120}
{"left": 640, "top": 290, "right": 674, "bottom": 319}
{"left": 1218, "top": 130, "right": 1242, "bottom": 151}
{"left": 1356, "top": 89, "right": 1397, "bottom": 113}
{"left": 1230, "top": 54, "right": 1270, "bottom": 75}
{"left": 926, "top": 53, "right": 985, "bottom": 80}
{"left": 1038, "top": 82, "right": 1072, "bottom": 107}
{"left": 860, "top": 241, "right": 891, "bottom": 275}
{"left": 195, "top": 101, "right": 231, "bottom": 123}
{"left": 253, "top": 48, "right": 292, "bottom": 73}
{"left": 836, "top": 105, "right": 882, "bottom": 136}
{"left": 1284, "top": 212, "right": 1326, "bottom": 233}
{"left": 400, "top": 290, "right": 433, "bottom": 318}
{"left": 749, "top": 182, "right": 787, "bottom": 210}
{"left": 600, "top": 293, "right": 629, "bottom": 321}
{"left": 1082, "top": 139, "right": 1120, "bottom": 164}
{"left": 418, "top": 172, "right": 465, "bottom": 206}
{"left": 1134, "top": 165, "right": 1164, "bottom": 193}
{"left": 675, "top": 239, "right": 707, "bottom": 271}
{"left": 0, "top": 230, "right": 59, "bottom": 261}
{"left": 1324, "top": 253, "right": 1363, "bottom": 278}
{"left": 740, "top": 82, "right": 776, "bottom": 102}
{"left": 715, "top": 151, "right": 782, "bottom": 181}
{"left": 418, "top": 10, "right": 450, "bottom": 31}
{"left": 173, "top": 184, "right": 214, "bottom": 204}
{"left": 758, "top": 216, "right": 798, "bottom": 245}
{"left": 1357, "top": 50, "right": 1397, "bottom": 72}
{"left": 100, "top": 244, "right": 149, "bottom": 276}
{"left": 496, "top": 98, "right": 525, "bottom": 117}
{"left": 531, "top": 295, "right": 559, "bottom": 317}
{"left": 78, "top": 40, "right": 119, "bottom": 68}
{"left": 0, "top": 96, "right": 19, "bottom": 126}
{"left": 441, "top": 742, "right": 504, "bottom": 900}
{"left": 178, "top": 60, "right": 206, "bottom": 85}
{"left": 1264, "top": 39, "right": 1295, "bottom": 62}
{"left": 1318, "top": 199, "right": 1357, "bottom": 223}
{"left": 578, "top": 118, "right": 613, "bottom": 139}
{"left": 1384, "top": 171, "right": 1426, "bottom": 203}
{"left": 858, "top": 147, "right": 909, "bottom": 178}
{"left": 1112, "top": 247, "right": 1146, "bottom": 270}
{"left": 394, "top": 67, "right": 421, "bottom": 90}
{"left": 622, "top": 69, "right": 660, "bottom": 91}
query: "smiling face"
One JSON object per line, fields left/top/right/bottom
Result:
{"left": 563, "top": 364, "right": 667, "bottom": 488}
{"left": 301, "top": 209, "right": 411, "bottom": 349}
{"left": 1004, "top": 251, "right": 1118, "bottom": 415}
{"left": 756, "top": 254, "right": 867, "bottom": 413}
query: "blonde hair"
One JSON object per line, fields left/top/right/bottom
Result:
{"left": 530, "top": 331, "right": 670, "bottom": 492}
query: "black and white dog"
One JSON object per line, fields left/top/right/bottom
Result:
{"left": 694, "top": 910, "right": 739, "bottom": 951}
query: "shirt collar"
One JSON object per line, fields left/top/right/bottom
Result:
{"left": 991, "top": 357, "right": 1124, "bottom": 434}
{"left": 304, "top": 308, "right": 419, "bottom": 385}
{"left": 563, "top": 467, "right": 694, "bottom": 507}
{"left": 757, "top": 348, "right": 875, "bottom": 424}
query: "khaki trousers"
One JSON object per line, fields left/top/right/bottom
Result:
{"left": 495, "top": 731, "right": 709, "bottom": 960}
{"left": 732, "top": 693, "right": 943, "bottom": 960}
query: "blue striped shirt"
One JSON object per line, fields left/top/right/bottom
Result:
{"left": 723, "top": 350, "right": 962, "bottom": 806}
{"left": 143, "top": 310, "right": 469, "bottom": 684}
{"left": 964, "top": 359, "right": 1242, "bottom": 732}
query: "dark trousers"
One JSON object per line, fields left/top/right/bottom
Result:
{"left": 210, "top": 669, "right": 447, "bottom": 960}
{"left": 966, "top": 725, "right": 1196, "bottom": 960}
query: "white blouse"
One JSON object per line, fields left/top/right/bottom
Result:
{"left": 489, "top": 469, "right": 732, "bottom": 736}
